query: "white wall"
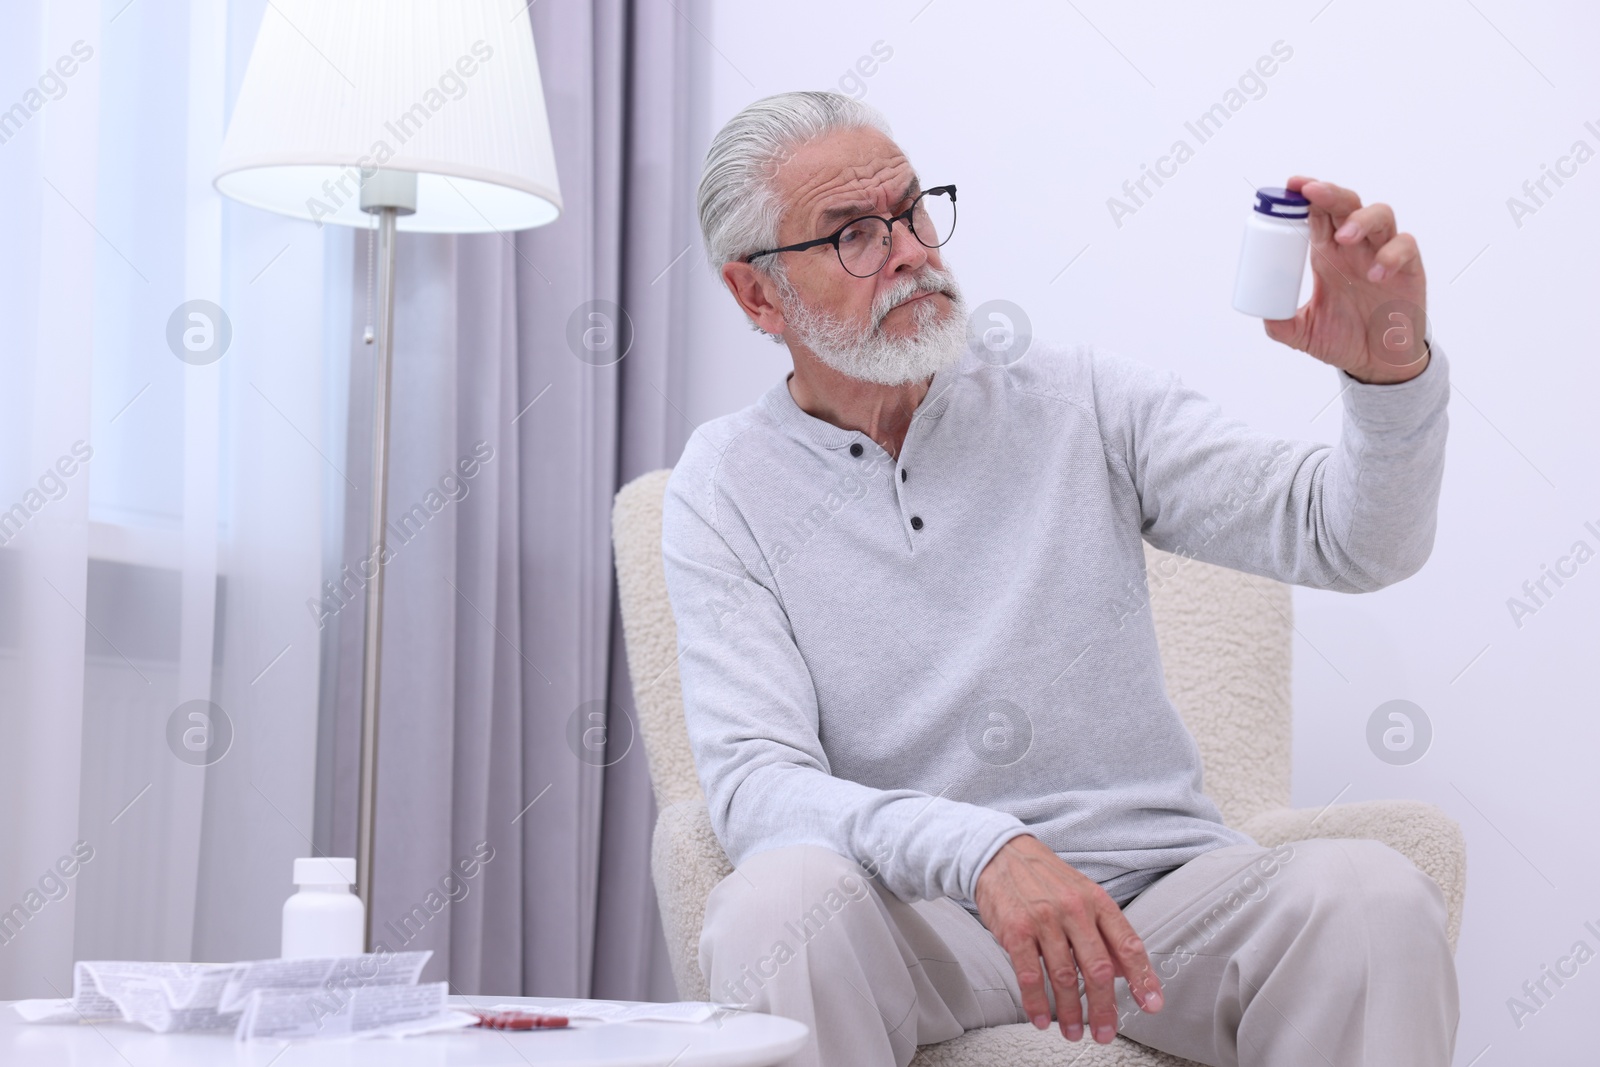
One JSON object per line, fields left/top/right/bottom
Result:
{"left": 678, "top": 1, "right": 1600, "bottom": 1063}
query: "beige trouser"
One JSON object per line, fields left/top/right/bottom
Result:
{"left": 699, "top": 839, "right": 1458, "bottom": 1067}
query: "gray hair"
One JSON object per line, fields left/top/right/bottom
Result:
{"left": 696, "top": 91, "right": 894, "bottom": 277}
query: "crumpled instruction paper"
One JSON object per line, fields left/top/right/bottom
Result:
{"left": 11, "top": 951, "right": 476, "bottom": 1041}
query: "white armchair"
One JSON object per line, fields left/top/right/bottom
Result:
{"left": 612, "top": 468, "right": 1465, "bottom": 1067}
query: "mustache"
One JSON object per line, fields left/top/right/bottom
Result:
{"left": 871, "top": 270, "right": 957, "bottom": 327}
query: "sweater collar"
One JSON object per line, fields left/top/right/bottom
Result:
{"left": 759, "top": 348, "right": 965, "bottom": 452}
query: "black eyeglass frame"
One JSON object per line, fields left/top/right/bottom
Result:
{"left": 742, "top": 184, "right": 957, "bottom": 277}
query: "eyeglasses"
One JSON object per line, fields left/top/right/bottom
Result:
{"left": 743, "top": 184, "right": 957, "bottom": 279}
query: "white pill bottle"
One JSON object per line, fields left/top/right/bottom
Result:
{"left": 1231, "top": 186, "right": 1311, "bottom": 320}
{"left": 281, "top": 856, "right": 365, "bottom": 958}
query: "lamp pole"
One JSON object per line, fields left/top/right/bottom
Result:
{"left": 355, "top": 169, "right": 415, "bottom": 949}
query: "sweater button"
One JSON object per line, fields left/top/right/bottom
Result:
{"left": 900, "top": 468, "right": 907, "bottom": 482}
{"left": 850, "top": 442, "right": 863, "bottom": 457}
{"left": 910, "top": 515, "right": 923, "bottom": 530}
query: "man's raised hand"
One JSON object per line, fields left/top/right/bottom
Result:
{"left": 1263, "top": 176, "right": 1430, "bottom": 385}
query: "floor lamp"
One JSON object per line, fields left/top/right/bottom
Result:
{"left": 213, "top": 0, "right": 563, "bottom": 949}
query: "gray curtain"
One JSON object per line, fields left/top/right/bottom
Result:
{"left": 312, "top": 0, "right": 703, "bottom": 1001}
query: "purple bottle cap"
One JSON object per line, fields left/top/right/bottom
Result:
{"left": 1253, "top": 186, "right": 1310, "bottom": 219}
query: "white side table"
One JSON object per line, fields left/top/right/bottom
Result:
{"left": 0, "top": 994, "right": 810, "bottom": 1066}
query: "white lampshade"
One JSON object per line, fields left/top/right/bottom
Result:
{"left": 215, "top": 0, "right": 562, "bottom": 232}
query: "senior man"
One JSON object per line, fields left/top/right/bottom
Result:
{"left": 660, "top": 90, "right": 1456, "bottom": 1067}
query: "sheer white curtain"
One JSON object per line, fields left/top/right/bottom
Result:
{"left": 0, "top": 0, "right": 347, "bottom": 996}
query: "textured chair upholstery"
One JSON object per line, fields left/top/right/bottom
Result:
{"left": 613, "top": 468, "right": 1465, "bottom": 1067}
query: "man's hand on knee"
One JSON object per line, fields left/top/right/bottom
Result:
{"left": 974, "top": 834, "right": 1163, "bottom": 1045}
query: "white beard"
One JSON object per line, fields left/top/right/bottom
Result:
{"left": 776, "top": 263, "right": 969, "bottom": 387}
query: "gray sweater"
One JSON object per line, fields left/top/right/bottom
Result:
{"left": 661, "top": 339, "right": 1449, "bottom": 910}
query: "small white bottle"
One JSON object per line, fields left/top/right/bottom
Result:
{"left": 281, "top": 857, "right": 365, "bottom": 958}
{"left": 1231, "top": 186, "right": 1311, "bottom": 320}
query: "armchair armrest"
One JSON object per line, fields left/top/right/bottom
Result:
{"left": 651, "top": 798, "right": 734, "bottom": 1001}
{"left": 1237, "top": 798, "right": 1466, "bottom": 952}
